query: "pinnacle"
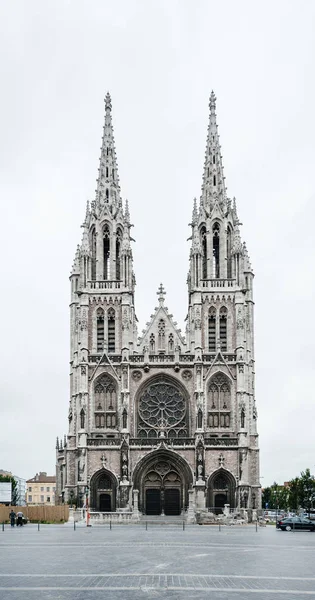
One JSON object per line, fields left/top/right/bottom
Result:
{"left": 157, "top": 283, "right": 166, "bottom": 304}
{"left": 105, "top": 92, "right": 112, "bottom": 111}
{"left": 209, "top": 90, "right": 216, "bottom": 113}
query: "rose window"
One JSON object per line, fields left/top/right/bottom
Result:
{"left": 138, "top": 380, "right": 187, "bottom": 438}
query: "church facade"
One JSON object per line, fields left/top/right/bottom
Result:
{"left": 56, "top": 92, "right": 260, "bottom": 518}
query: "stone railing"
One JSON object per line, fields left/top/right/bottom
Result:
{"left": 89, "top": 354, "right": 121, "bottom": 363}
{"left": 89, "top": 511, "right": 136, "bottom": 524}
{"left": 204, "top": 437, "right": 238, "bottom": 447}
{"left": 203, "top": 354, "right": 236, "bottom": 362}
{"left": 129, "top": 438, "right": 195, "bottom": 448}
{"left": 201, "top": 279, "right": 235, "bottom": 288}
{"left": 87, "top": 438, "right": 120, "bottom": 447}
{"left": 88, "top": 280, "right": 122, "bottom": 290}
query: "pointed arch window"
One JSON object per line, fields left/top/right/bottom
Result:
{"left": 106, "top": 167, "right": 109, "bottom": 178}
{"left": 91, "top": 227, "right": 96, "bottom": 281}
{"left": 213, "top": 155, "right": 216, "bottom": 164}
{"left": 97, "top": 308, "right": 105, "bottom": 352}
{"left": 227, "top": 225, "right": 232, "bottom": 278}
{"left": 213, "top": 174, "right": 216, "bottom": 186}
{"left": 201, "top": 226, "right": 207, "bottom": 279}
{"left": 208, "top": 307, "right": 216, "bottom": 352}
{"left": 212, "top": 222, "right": 220, "bottom": 278}
{"left": 168, "top": 333, "right": 174, "bottom": 353}
{"left": 94, "top": 375, "right": 117, "bottom": 430}
{"left": 80, "top": 409, "right": 85, "bottom": 429}
{"left": 208, "top": 373, "right": 231, "bottom": 429}
{"left": 116, "top": 229, "right": 122, "bottom": 280}
{"left": 149, "top": 333, "right": 155, "bottom": 353}
{"left": 103, "top": 224, "right": 110, "bottom": 280}
{"left": 112, "top": 169, "right": 115, "bottom": 180}
{"left": 241, "top": 408, "right": 245, "bottom": 429}
{"left": 107, "top": 308, "right": 115, "bottom": 353}
{"left": 106, "top": 188, "right": 109, "bottom": 200}
{"left": 158, "top": 319, "right": 166, "bottom": 351}
{"left": 219, "top": 307, "right": 227, "bottom": 352}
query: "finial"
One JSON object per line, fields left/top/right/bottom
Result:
{"left": 56, "top": 436, "right": 59, "bottom": 450}
{"left": 157, "top": 283, "right": 166, "bottom": 305}
{"left": 124, "top": 199, "right": 130, "bottom": 223}
{"left": 209, "top": 90, "right": 216, "bottom": 113}
{"left": 105, "top": 92, "right": 112, "bottom": 111}
{"left": 192, "top": 197, "right": 198, "bottom": 223}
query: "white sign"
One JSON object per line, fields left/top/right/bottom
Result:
{"left": 0, "top": 482, "right": 12, "bottom": 503}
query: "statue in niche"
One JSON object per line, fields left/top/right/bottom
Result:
{"left": 197, "top": 408, "right": 203, "bottom": 429}
{"left": 122, "top": 408, "right": 127, "bottom": 429}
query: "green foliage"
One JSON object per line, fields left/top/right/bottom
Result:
{"left": 262, "top": 469, "right": 315, "bottom": 511}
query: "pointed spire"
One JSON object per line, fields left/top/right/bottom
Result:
{"left": 243, "top": 242, "right": 253, "bottom": 271}
{"left": 71, "top": 245, "right": 80, "bottom": 275}
{"left": 124, "top": 199, "right": 130, "bottom": 224}
{"left": 95, "top": 92, "right": 121, "bottom": 210}
{"left": 201, "top": 91, "right": 227, "bottom": 213}
{"left": 157, "top": 283, "right": 166, "bottom": 305}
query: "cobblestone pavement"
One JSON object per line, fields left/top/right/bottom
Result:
{"left": 1, "top": 523, "right": 315, "bottom": 599}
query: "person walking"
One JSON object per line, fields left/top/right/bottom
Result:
{"left": 16, "top": 511, "right": 23, "bottom": 526}
{"left": 9, "top": 510, "right": 16, "bottom": 527}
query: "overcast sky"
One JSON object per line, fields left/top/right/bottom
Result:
{"left": 1, "top": 0, "right": 314, "bottom": 487}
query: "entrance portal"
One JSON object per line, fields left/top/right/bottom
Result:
{"left": 164, "top": 488, "right": 180, "bottom": 515}
{"left": 100, "top": 493, "right": 111, "bottom": 512}
{"left": 146, "top": 489, "right": 161, "bottom": 515}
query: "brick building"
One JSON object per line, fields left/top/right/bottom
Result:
{"left": 56, "top": 92, "right": 260, "bottom": 518}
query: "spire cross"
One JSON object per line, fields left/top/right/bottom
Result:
{"left": 157, "top": 283, "right": 166, "bottom": 305}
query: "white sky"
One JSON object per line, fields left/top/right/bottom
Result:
{"left": 1, "top": 0, "right": 314, "bottom": 487}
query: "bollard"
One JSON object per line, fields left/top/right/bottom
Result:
{"left": 256, "top": 520, "right": 258, "bottom": 532}
{"left": 183, "top": 520, "right": 185, "bottom": 531}
{"left": 2, "top": 522, "right": 4, "bottom": 532}
{"left": 146, "top": 521, "right": 148, "bottom": 531}
{"left": 38, "top": 522, "right": 40, "bottom": 531}
{"left": 219, "top": 521, "right": 221, "bottom": 532}
{"left": 110, "top": 519, "right": 112, "bottom": 530}
{"left": 74, "top": 521, "right": 76, "bottom": 531}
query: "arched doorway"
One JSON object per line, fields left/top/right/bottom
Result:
{"left": 133, "top": 449, "right": 193, "bottom": 516}
{"left": 90, "top": 470, "right": 117, "bottom": 512}
{"left": 208, "top": 469, "right": 236, "bottom": 514}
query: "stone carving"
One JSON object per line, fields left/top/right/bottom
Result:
{"left": 132, "top": 370, "right": 142, "bottom": 381}
{"left": 236, "top": 307, "right": 244, "bottom": 330}
{"left": 80, "top": 309, "right": 88, "bottom": 331}
{"left": 81, "top": 365, "right": 87, "bottom": 376}
{"left": 182, "top": 369, "right": 192, "bottom": 381}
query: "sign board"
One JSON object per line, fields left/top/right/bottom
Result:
{"left": 0, "top": 482, "right": 12, "bottom": 503}
{"left": 265, "top": 502, "right": 269, "bottom": 509}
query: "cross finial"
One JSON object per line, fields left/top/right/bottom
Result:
{"left": 209, "top": 90, "right": 216, "bottom": 113}
{"left": 105, "top": 92, "right": 112, "bottom": 111}
{"left": 157, "top": 283, "right": 166, "bottom": 305}
{"left": 219, "top": 453, "right": 225, "bottom": 467}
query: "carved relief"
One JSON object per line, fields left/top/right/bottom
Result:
{"left": 182, "top": 370, "right": 192, "bottom": 381}
{"left": 132, "top": 370, "right": 142, "bottom": 381}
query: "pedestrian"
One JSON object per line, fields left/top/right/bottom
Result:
{"left": 9, "top": 509, "right": 16, "bottom": 527}
{"left": 16, "top": 511, "right": 23, "bottom": 526}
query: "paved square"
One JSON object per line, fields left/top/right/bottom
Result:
{"left": 1, "top": 523, "right": 315, "bottom": 599}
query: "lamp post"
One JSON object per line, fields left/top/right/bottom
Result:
{"left": 85, "top": 485, "right": 90, "bottom": 527}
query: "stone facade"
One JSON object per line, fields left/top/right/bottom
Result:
{"left": 56, "top": 92, "right": 260, "bottom": 518}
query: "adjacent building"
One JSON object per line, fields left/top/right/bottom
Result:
{"left": 26, "top": 472, "right": 56, "bottom": 505}
{"left": 56, "top": 92, "right": 260, "bottom": 518}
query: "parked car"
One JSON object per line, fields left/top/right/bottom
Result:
{"left": 277, "top": 517, "right": 315, "bottom": 532}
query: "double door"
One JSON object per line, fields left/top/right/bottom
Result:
{"left": 145, "top": 488, "right": 180, "bottom": 515}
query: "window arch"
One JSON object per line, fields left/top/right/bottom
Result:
{"left": 213, "top": 155, "right": 216, "bottom": 164}
{"left": 106, "top": 188, "right": 109, "bottom": 200}
{"left": 212, "top": 222, "right": 220, "bottom": 278}
{"left": 116, "top": 228, "right": 122, "bottom": 280}
{"left": 107, "top": 308, "right": 115, "bottom": 353}
{"left": 80, "top": 409, "right": 85, "bottom": 429}
{"left": 213, "top": 174, "right": 216, "bottom": 186}
{"left": 94, "top": 374, "right": 117, "bottom": 429}
{"left": 208, "top": 373, "right": 231, "bottom": 429}
{"left": 106, "top": 166, "right": 109, "bottom": 178}
{"left": 158, "top": 319, "right": 165, "bottom": 351}
{"left": 201, "top": 226, "right": 207, "bottom": 279}
{"left": 168, "top": 333, "right": 174, "bottom": 353}
{"left": 96, "top": 308, "right": 105, "bottom": 352}
{"left": 91, "top": 227, "right": 96, "bottom": 281}
{"left": 219, "top": 307, "right": 227, "bottom": 352}
{"left": 103, "top": 224, "right": 110, "bottom": 280}
{"left": 208, "top": 306, "right": 216, "bottom": 352}
{"left": 149, "top": 333, "right": 155, "bottom": 353}
{"left": 227, "top": 225, "right": 232, "bottom": 278}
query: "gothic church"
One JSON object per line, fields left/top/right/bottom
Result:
{"left": 56, "top": 92, "right": 260, "bottom": 519}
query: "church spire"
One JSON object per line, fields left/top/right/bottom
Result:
{"left": 95, "top": 92, "right": 121, "bottom": 211}
{"left": 201, "top": 91, "right": 227, "bottom": 213}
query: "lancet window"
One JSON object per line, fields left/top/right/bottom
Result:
{"left": 168, "top": 333, "right": 174, "bottom": 353}
{"left": 158, "top": 319, "right": 165, "bottom": 351}
{"left": 96, "top": 308, "right": 105, "bottom": 353}
{"left": 208, "top": 307, "right": 216, "bottom": 352}
{"left": 149, "top": 334, "right": 155, "bottom": 353}
{"left": 213, "top": 222, "right": 220, "bottom": 278}
{"left": 227, "top": 225, "right": 232, "bottom": 278}
{"left": 201, "top": 226, "right": 207, "bottom": 279}
{"left": 208, "top": 373, "right": 231, "bottom": 429}
{"left": 94, "top": 375, "right": 117, "bottom": 430}
{"left": 103, "top": 224, "right": 110, "bottom": 280}
{"left": 219, "top": 307, "right": 227, "bottom": 352}
{"left": 80, "top": 409, "right": 85, "bottom": 429}
{"left": 91, "top": 227, "right": 96, "bottom": 281}
{"left": 107, "top": 308, "right": 115, "bottom": 353}
{"left": 116, "top": 228, "right": 122, "bottom": 280}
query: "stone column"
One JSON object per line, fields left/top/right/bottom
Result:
{"left": 132, "top": 489, "right": 140, "bottom": 522}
